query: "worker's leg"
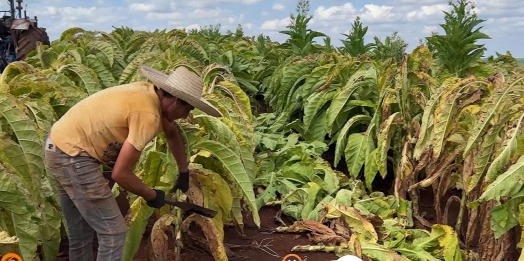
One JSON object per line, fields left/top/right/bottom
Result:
{"left": 67, "top": 155, "right": 128, "bottom": 261}
{"left": 45, "top": 137, "right": 128, "bottom": 260}
{"left": 45, "top": 140, "right": 95, "bottom": 261}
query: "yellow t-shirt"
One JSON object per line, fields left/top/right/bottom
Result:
{"left": 50, "top": 81, "right": 163, "bottom": 164}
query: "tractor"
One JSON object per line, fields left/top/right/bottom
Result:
{"left": 0, "top": 0, "right": 49, "bottom": 72}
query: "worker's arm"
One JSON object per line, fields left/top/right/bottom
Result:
{"left": 112, "top": 112, "right": 165, "bottom": 208}
{"left": 162, "top": 117, "right": 190, "bottom": 192}
{"left": 111, "top": 141, "right": 157, "bottom": 200}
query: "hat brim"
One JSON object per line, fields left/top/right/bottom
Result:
{"left": 140, "top": 65, "right": 223, "bottom": 117}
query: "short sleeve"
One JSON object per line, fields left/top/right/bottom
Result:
{"left": 127, "top": 112, "right": 161, "bottom": 151}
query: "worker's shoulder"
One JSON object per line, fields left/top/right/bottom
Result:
{"left": 107, "top": 81, "right": 154, "bottom": 93}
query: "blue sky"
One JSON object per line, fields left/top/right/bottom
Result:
{"left": 22, "top": 0, "right": 524, "bottom": 57}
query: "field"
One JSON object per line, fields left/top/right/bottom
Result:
{"left": 2, "top": 0, "right": 524, "bottom": 260}
{"left": 517, "top": 58, "right": 524, "bottom": 66}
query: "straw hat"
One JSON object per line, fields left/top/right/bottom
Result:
{"left": 140, "top": 65, "right": 223, "bottom": 117}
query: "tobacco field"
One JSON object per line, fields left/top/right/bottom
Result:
{"left": 1, "top": 0, "right": 524, "bottom": 260}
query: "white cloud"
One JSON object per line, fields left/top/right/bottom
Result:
{"left": 145, "top": 12, "right": 184, "bottom": 20}
{"left": 129, "top": 3, "right": 156, "bottom": 12}
{"left": 313, "top": 3, "right": 357, "bottom": 21}
{"left": 423, "top": 25, "right": 438, "bottom": 35}
{"left": 244, "top": 23, "right": 254, "bottom": 30}
{"left": 273, "top": 3, "right": 285, "bottom": 11}
{"left": 186, "top": 24, "right": 201, "bottom": 30}
{"left": 359, "top": 4, "right": 395, "bottom": 23}
{"left": 395, "top": 0, "right": 443, "bottom": 5}
{"left": 261, "top": 17, "right": 291, "bottom": 31}
{"left": 405, "top": 4, "right": 451, "bottom": 21}
{"left": 176, "top": 0, "right": 262, "bottom": 8}
{"left": 191, "top": 8, "right": 222, "bottom": 19}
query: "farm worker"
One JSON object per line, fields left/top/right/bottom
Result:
{"left": 43, "top": 65, "right": 223, "bottom": 260}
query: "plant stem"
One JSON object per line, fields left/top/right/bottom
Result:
{"left": 409, "top": 189, "right": 420, "bottom": 216}
{"left": 455, "top": 191, "right": 466, "bottom": 236}
{"left": 172, "top": 191, "right": 183, "bottom": 259}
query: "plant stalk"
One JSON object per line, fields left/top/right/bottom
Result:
{"left": 455, "top": 191, "right": 466, "bottom": 236}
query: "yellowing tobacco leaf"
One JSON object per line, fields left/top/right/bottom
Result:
{"left": 431, "top": 224, "right": 463, "bottom": 261}
{"left": 322, "top": 202, "right": 378, "bottom": 243}
{"left": 148, "top": 214, "right": 175, "bottom": 261}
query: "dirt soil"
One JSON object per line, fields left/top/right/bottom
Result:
{"left": 55, "top": 204, "right": 339, "bottom": 261}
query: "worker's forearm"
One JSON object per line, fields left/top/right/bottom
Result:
{"left": 167, "top": 123, "right": 189, "bottom": 172}
{"left": 112, "top": 171, "right": 156, "bottom": 200}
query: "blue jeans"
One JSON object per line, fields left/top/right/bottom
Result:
{"left": 44, "top": 135, "right": 127, "bottom": 261}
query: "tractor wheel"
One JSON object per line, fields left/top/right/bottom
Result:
{"left": 11, "top": 26, "right": 50, "bottom": 61}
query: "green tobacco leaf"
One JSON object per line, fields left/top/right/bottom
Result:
{"left": 314, "top": 160, "right": 340, "bottom": 195}
{"left": 191, "top": 140, "right": 260, "bottom": 227}
{"left": 354, "top": 195, "right": 397, "bottom": 220}
{"left": 305, "top": 108, "right": 328, "bottom": 142}
{"left": 519, "top": 203, "right": 524, "bottom": 251}
{"left": 478, "top": 155, "right": 524, "bottom": 202}
{"left": 392, "top": 242, "right": 440, "bottom": 261}
{"left": 39, "top": 200, "right": 62, "bottom": 261}
{"left": 0, "top": 93, "right": 45, "bottom": 191}
{"left": 57, "top": 63, "right": 102, "bottom": 95}
{"left": 468, "top": 121, "right": 505, "bottom": 193}
{"left": 85, "top": 54, "right": 117, "bottom": 88}
{"left": 88, "top": 40, "right": 115, "bottom": 67}
{"left": 334, "top": 115, "right": 371, "bottom": 167}
{"left": 359, "top": 238, "right": 408, "bottom": 261}
{"left": 194, "top": 115, "right": 240, "bottom": 154}
{"left": 281, "top": 182, "right": 322, "bottom": 221}
{"left": 334, "top": 189, "right": 353, "bottom": 207}
{"left": 301, "top": 64, "right": 333, "bottom": 97}
{"left": 303, "top": 88, "right": 335, "bottom": 131}
{"left": 306, "top": 194, "right": 334, "bottom": 221}
{"left": 118, "top": 52, "right": 157, "bottom": 84}
{"left": 364, "top": 148, "right": 380, "bottom": 191}
{"left": 485, "top": 112, "right": 524, "bottom": 183}
{"left": 255, "top": 172, "right": 278, "bottom": 209}
{"left": 216, "top": 81, "right": 253, "bottom": 122}
{"left": 377, "top": 112, "right": 401, "bottom": 178}
{"left": 122, "top": 198, "right": 155, "bottom": 261}
{"left": 0, "top": 61, "right": 37, "bottom": 86}
{"left": 279, "top": 62, "right": 315, "bottom": 112}
{"left": 489, "top": 191, "right": 524, "bottom": 239}
{"left": 0, "top": 162, "right": 41, "bottom": 261}
{"left": 326, "top": 67, "right": 375, "bottom": 134}
{"left": 0, "top": 93, "right": 62, "bottom": 260}
{"left": 343, "top": 132, "right": 368, "bottom": 178}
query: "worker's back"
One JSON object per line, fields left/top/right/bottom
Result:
{"left": 49, "top": 81, "right": 163, "bottom": 164}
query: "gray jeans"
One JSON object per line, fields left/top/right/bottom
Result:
{"left": 44, "top": 135, "right": 127, "bottom": 261}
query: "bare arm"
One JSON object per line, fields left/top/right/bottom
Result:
{"left": 162, "top": 117, "right": 189, "bottom": 172}
{"left": 112, "top": 140, "right": 156, "bottom": 200}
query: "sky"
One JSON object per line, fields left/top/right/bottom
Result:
{"left": 15, "top": 0, "right": 524, "bottom": 57}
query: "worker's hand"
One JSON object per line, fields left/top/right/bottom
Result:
{"left": 146, "top": 189, "right": 165, "bottom": 208}
{"left": 170, "top": 171, "right": 189, "bottom": 193}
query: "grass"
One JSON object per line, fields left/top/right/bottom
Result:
{"left": 517, "top": 58, "right": 524, "bottom": 66}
